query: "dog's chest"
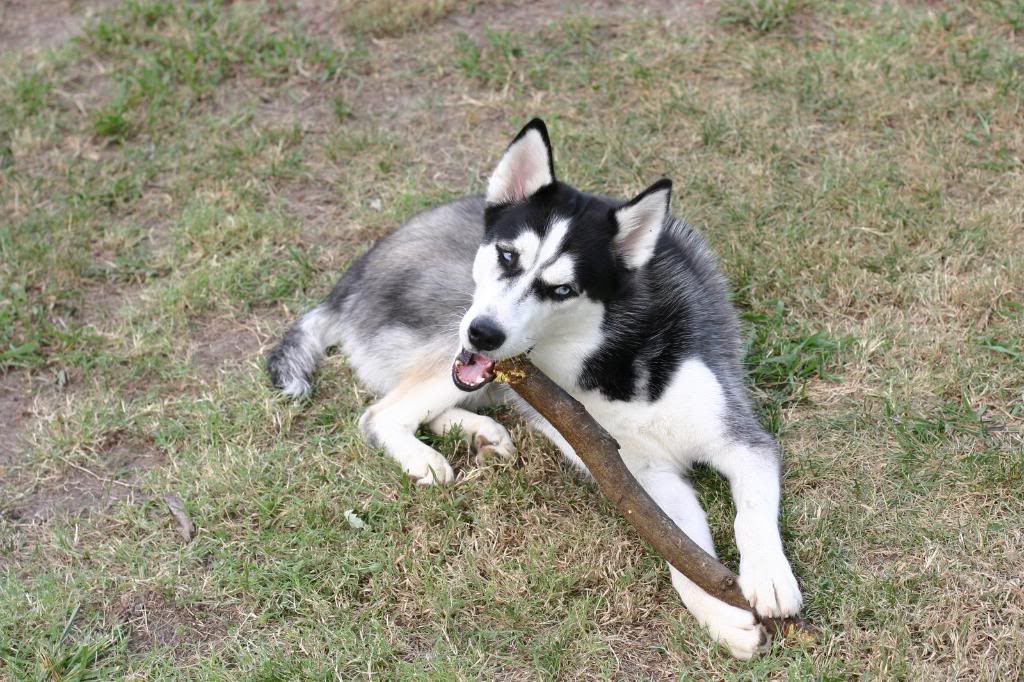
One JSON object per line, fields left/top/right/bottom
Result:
{"left": 573, "top": 357, "right": 729, "bottom": 465}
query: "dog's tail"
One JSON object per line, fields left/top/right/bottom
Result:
{"left": 267, "top": 303, "right": 344, "bottom": 398}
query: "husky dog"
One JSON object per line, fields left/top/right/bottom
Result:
{"left": 267, "top": 120, "right": 802, "bottom": 658}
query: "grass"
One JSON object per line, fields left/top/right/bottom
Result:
{"left": 719, "top": 0, "right": 804, "bottom": 34}
{"left": 1, "top": 0, "right": 1022, "bottom": 679}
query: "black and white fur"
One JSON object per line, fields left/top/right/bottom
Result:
{"left": 267, "top": 120, "right": 802, "bottom": 658}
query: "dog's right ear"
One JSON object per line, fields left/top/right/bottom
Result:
{"left": 486, "top": 119, "right": 555, "bottom": 205}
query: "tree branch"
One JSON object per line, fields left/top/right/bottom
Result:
{"left": 495, "top": 355, "right": 815, "bottom": 642}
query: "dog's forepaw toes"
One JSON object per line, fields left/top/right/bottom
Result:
{"left": 703, "top": 606, "right": 767, "bottom": 660}
{"left": 406, "top": 453, "right": 455, "bottom": 486}
{"left": 739, "top": 556, "right": 803, "bottom": 619}
{"left": 724, "top": 625, "right": 768, "bottom": 661}
{"left": 472, "top": 422, "right": 516, "bottom": 460}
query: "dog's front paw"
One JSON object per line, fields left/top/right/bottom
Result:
{"left": 691, "top": 598, "right": 767, "bottom": 660}
{"left": 472, "top": 419, "right": 516, "bottom": 461}
{"left": 710, "top": 609, "right": 766, "bottom": 660}
{"left": 738, "top": 553, "right": 803, "bottom": 619}
{"left": 405, "top": 450, "right": 456, "bottom": 486}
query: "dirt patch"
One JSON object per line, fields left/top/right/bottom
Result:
{"left": 0, "top": 0, "right": 115, "bottom": 55}
{"left": 76, "top": 281, "right": 148, "bottom": 334}
{"left": 189, "top": 317, "right": 268, "bottom": 372}
{"left": 5, "top": 468, "right": 136, "bottom": 522}
{"left": 2, "top": 434, "right": 163, "bottom": 522}
{"left": 277, "top": 182, "right": 368, "bottom": 252}
{"left": 59, "top": 63, "right": 118, "bottom": 112}
{"left": 0, "top": 371, "right": 34, "bottom": 469}
{"left": 113, "top": 588, "right": 232, "bottom": 658}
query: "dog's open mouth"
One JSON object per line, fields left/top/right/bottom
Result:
{"left": 452, "top": 348, "right": 496, "bottom": 392}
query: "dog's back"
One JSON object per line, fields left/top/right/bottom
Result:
{"left": 267, "top": 197, "right": 483, "bottom": 397}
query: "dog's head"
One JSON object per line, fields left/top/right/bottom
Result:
{"left": 453, "top": 119, "right": 673, "bottom": 391}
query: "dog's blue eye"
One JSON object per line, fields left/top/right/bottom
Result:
{"left": 497, "top": 247, "right": 516, "bottom": 266}
{"left": 552, "top": 285, "right": 575, "bottom": 299}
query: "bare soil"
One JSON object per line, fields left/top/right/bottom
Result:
{"left": 0, "top": 0, "right": 114, "bottom": 54}
{"left": 3, "top": 433, "right": 163, "bottom": 522}
{"left": 189, "top": 316, "right": 271, "bottom": 372}
{"left": 0, "top": 371, "right": 32, "bottom": 469}
{"left": 113, "top": 588, "right": 232, "bottom": 658}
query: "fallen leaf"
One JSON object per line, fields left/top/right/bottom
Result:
{"left": 163, "top": 493, "right": 196, "bottom": 542}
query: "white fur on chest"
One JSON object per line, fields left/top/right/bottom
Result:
{"left": 532, "top": 345, "right": 728, "bottom": 471}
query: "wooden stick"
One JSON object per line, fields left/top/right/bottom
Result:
{"left": 494, "top": 355, "right": 815, "bottom": 641}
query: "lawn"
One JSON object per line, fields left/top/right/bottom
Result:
{"left": 1, "top": 0, "right": 1022, "bottom": 679}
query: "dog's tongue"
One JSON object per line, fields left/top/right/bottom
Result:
{"left": 453, "top": 349, "right": 496, "bottom": 391}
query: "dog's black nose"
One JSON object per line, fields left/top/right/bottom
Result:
{"left": 468, "top": 317, "right": 506, "bottom": 352}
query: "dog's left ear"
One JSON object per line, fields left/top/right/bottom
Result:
{"left": 486, "top": 118, "right": 555, "bottom": 205}
{"left": 613, "top": 179, "right": 672, "bottom": 269}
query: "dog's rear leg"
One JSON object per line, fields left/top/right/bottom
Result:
{"left": 359, "top": 370, "right": 466, "bottom": 485}
{"left": 426, "top": 408, "right": 516, "bottom": 460}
